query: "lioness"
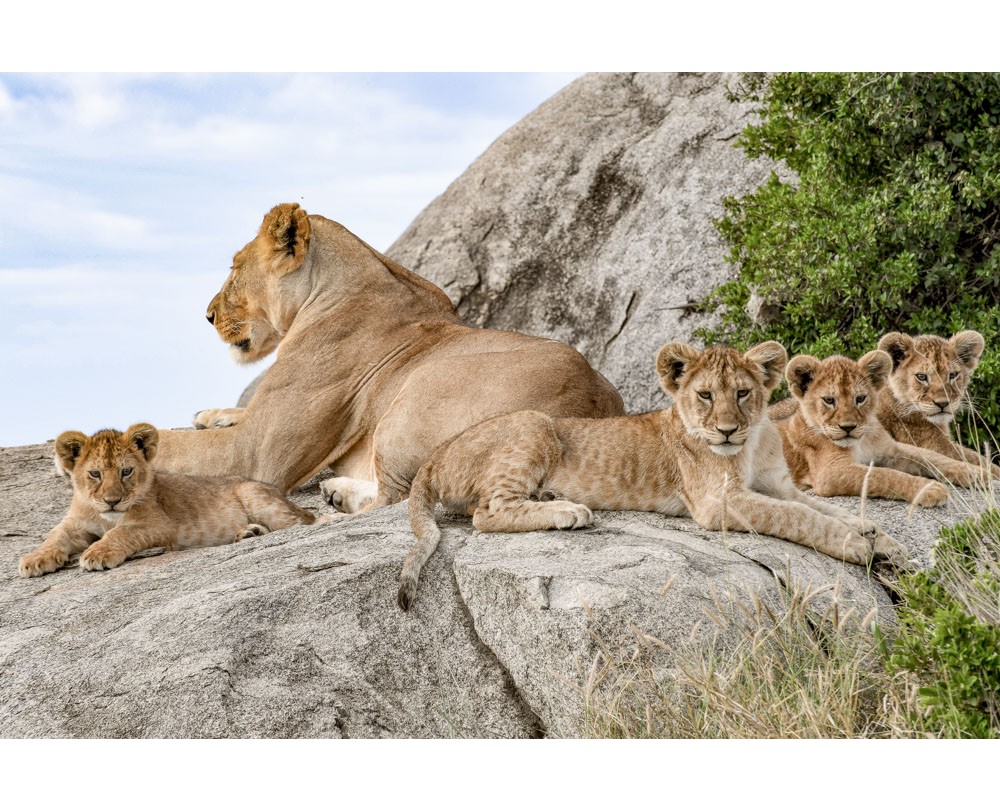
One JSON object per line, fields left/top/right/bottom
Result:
{"left": 771, "top": 351, "right": 986, "bottom": 507}
{"left": 877, "top": 330, "right": 999, "bottom": 477}
{"left": 397, "top": 342, "right": 905, "bottom": 611}
{"left": 19, "top": 424, "right": 320, "bottom": 577}
{"left": 153, "top": 203, "right": 624, "bottom": 509}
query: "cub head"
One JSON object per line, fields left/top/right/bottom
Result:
{"left": 55, "top": 423, "right": 159, "bottom": 522}
{"left": 878, "top": 330, "right": 984, "bottom": 425}
{"left": 785, "top": 351, "right": 891, "bottom": 447}
{"left": 205, "top": 203, "right": 313, "bottom": 365}
{"left": 656, "top": 341, "right": 787, "bottom": 456}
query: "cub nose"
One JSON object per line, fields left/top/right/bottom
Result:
{"left": 839, "top": 424, "right": 857, "bottom": 435}
{"left": 206, "top": 310, "right": 216, "bottom": 325}
{"left": 934, "top": 401, "right": 949, "bottom": 411}
{"left": 717, "top": 426, "right": 737, "bottom": 439}
{"left": 104, "top": 497, "right": 121, "bottom": 507}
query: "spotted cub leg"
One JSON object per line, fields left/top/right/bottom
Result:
{"left": 236, "top": 482, "right": 318, "bottom": 534}
{"left": 19, "top": 519, "right": 96, "bottom": 577}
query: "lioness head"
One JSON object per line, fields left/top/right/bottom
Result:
{"left": 55, "top": 424, "right": 159, "bottom": 522}
{"left": 785, "top": 351, "right": 891, "bottom": 447}
{"left": 206, "top": 203, "right": 313, "bottom": 364}
{"left": 656, "top": 341, "right": 787, "bottom": 456}
{"left": 877, "top": 331, "right": 984, "bottom": 425}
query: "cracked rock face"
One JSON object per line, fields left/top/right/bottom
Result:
{"left": 2, "top": 442, "right": 989, "bottom": 738}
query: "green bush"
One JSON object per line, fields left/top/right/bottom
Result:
{"left": 889, "top": 510, "right": 1000, "bottom": 738}
{"left": 702, "top": 72, "right": 1000, "bottom": 434}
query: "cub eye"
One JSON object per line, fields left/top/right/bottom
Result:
{"left": 736, "top": 389, "right": 750, "bottom": 400}
{"left": 697, "top": 391, "right": 712, "bottom": 401}
{"left": 915, "top": 373, "right": 928, "bottom": 383}
{"left": 121, "top": 468, "right": 134, "bottom": 479}
{"left": 821, "top": 397, "right": 835, "bottom": 406}
{"left": 948, "top": 371, "right": 959, "bottom": 381}
{"left": 855, "top": 395, "right": 867, "bottom": 405}
{"left": 88, "top": 470, "right": 102, "bottom": 480}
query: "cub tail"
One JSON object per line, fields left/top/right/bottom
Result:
{"left": 397, "top": 461, "right": 442, "bottom": 612}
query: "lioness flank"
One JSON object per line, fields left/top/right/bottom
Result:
{"left": 397, "top": 341, "right": 905, "bottom": 611}
{"left": 19, "top": 423, "right": 322, "bottom": 577}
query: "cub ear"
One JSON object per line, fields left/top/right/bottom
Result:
{"left": 54, "top": 431, "right": 90, "bottom": 475}
{"left": 655, "top": 343, "right": 702, "bottom": 396}
{"left": 260, "top": 203, "right": 311, "bottom": 272}
{"left": 951, "top": 330, "right": 985, "bottom": 371}
{"left": 877, "top": 332, "right": 913, "bottom": 371}
{"left": 125, "top": 423, "right": 159, "bottom": 462}
{"left": 743, "top": 341, "right": 787, "bottom": 392}
{"left": 859, "top": 350, "right": 892, "bottom": 391}
{"left": 786, "top": 355, "right": 820, "bottom": 399}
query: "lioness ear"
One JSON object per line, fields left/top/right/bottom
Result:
{"left": 54, "top": 431, "right": 89, "bottom": 475}
{"left": 655, "top": 343, "right": 702, "bottom": 396}
{"left": 951, "top": 330, "right": 985, "bottom": 371}
{"left": 786, "top": 355, "right": 820, "bottom": 399}
{"left": 125, "top": 423, "right": 159, "bottom": 462}
{"left": 859, "top": 350, "right": 892, "bottom": 391}
{"left": 877, "top": 332, "right": 912, "bottom": 371}
{"left": 260, "top": 203, "right": 311, "bottom": 272}
{"left": 743, "top": 341, "right": 787, "bottom": 392}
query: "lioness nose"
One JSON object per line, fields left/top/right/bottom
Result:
{"left": 206, "top": 310, "right": 216, "bottom": 325}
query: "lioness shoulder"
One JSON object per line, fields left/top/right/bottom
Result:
{"left": 19, "top": 423, "right": 320, "bottom": 577}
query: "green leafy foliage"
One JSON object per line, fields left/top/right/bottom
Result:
{"left": 890, "top": 510, "right": 1000, "bottom": 737}
{"left": 703, "top": 72, "right": 1000, "bottom": 432}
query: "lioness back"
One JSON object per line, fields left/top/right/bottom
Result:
{"left": 19, "top": 423, "right": 318, "bottom": 577}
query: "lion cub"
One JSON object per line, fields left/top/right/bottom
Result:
{"left": 877, "top": 330, "right": 999, "bottom": 477}
{"left": 771, "top": 351, "right": 987, "bottom": 507}
{"left": 19, "top": 423, "right": 320, "bottom": 577}
{"left": 397, "top": 342, "right": 905, "bottom": 611}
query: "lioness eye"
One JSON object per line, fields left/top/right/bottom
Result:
{"left": 822, "top": 396, "right": 835, "bottom": 406}
{"left": 698, "top": 391, "right": 712, "bottom": 401}
{"left": 737, "top": 389, "right": 750, "bottom": 399}
{"left": 856, "top": 395, "right": 867, "bottom": 405}
{"left": 916, "top": 373, "right": 928, "bottom": 382}
{"left": 121, "top": 468, "right": 134, "bottom": 479}
{"left": 88, "top": 470, "right": 102, "bottom": 480}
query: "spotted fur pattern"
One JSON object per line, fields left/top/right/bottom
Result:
{"left": 397, "top": 342, "right": 905, "bottom": 611}
{"left": 18, "top": 423, "right": 319, "bottom": 577}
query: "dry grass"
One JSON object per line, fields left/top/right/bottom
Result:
{"left": 577, "top": 572, "right": 931, "bottom": 738}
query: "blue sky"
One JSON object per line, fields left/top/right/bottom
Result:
{"left": 0, "top": 73, "right": 580, "bottom": 446}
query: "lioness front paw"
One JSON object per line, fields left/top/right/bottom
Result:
{"left": 19, "top": 549, "right": 68, "bottom": 578}
{"left": 551, "top": 503, "right": 594, "bottom": 530}
{"left": 320, "top": 477, "right": 378, "bottom": 514}
{"left": 79, "top": 543, "right": 127, "bottom": 571}
{"left": 192, "top": 408, "right": 244, "bottom": 430}
{"left": 913, "top": 481, "right": 948, "bottom": 508}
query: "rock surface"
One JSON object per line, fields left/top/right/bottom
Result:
{"left": 2, "top": 441, "right": 992, "bottom": 738}
{"left": 386, "top": 71, "right": 781, "bottom": 414}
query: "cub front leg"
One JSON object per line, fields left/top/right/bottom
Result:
{"left": 810, "top": 458, "right": 948, "bottom": 507}
{"left": 19, "top": 519, "right": 96, "bottom": 577}
{"left": 883, "top": 442, "right": 985, "bottom": 488}
{"left": 80, "top": 526, "right": 175, "bottom": 571}
{"left": 957, "top": 444, "right": 1000, "bottom": 480}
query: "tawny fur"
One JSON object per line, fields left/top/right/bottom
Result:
{"left": 876, "top": 330, "right": 1000, "bottom": 477}
{"left": 398, "top": 342, "right": 906, "bottom": 611}
{"left": 154, "top": 203, "right": 622, "bottom": 509}
{"left": 772, "top": 351, "right": 989, "bottom": 508}
{"left": 18, "top": 424, "right": 318, "bottom": 577}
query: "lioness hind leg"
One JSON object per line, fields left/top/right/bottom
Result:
{"left": 473, "top": 499, "right": 593, "bottom": 533}
{"left": 320, "top": 477, "right": 379, "bottom": 514}
{"left": 192, "top": 407, "right": 247, "bottom": 430}
{"left": 237, "top": 482, "right": 317, "bottom": 532}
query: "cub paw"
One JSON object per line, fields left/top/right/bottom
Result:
{"left": 913, "top": 481, "right": 949, "bottom": 508}
{"left": 235, "top": 523, "right": 268, "bottom": 542}
{"left": 320, "top": 477, "right": 378, "bottom": 514}
{"left": 79, "top": 543, "right": 127, "bottom": 571}
{"left": 18, "top": 549, "right": 68, "bottom": 578}
{"left": 552, "top": 502, "right": 594, "bottom": 530}
{"left": 873, "top": 533, "right": 911, "bottom": 569}
{"left": 837, "top": 531, "right": 875, "bottom": 566}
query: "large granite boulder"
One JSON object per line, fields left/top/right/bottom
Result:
{"left": 1, "top": 441, "right": 988, "bottom": 738}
